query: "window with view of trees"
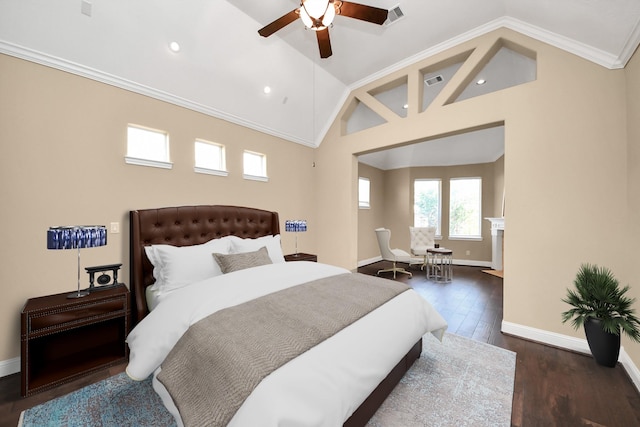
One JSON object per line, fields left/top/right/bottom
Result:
{"left": 413, "top": 179, "right": 441, "bottom": 235}
{"left": 449, "top": 177, "right": 482, "bottom": 238}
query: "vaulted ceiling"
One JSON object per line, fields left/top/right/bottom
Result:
{"left": 1, "top": 0, "right": 639, "bottom": 152}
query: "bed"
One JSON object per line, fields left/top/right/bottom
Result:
{"left": 126, "top": 205, "right": 447, "bottom": 427}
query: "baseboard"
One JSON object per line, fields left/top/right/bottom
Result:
{"left": 358, "top": 256, "right": 382, "bottom": 268}
{"left": 453, "top": 259, "right": 492, "bottom": 268}
{"left": 357, "top": 256, "right": 492, "bottom": 269}
{"left": 502, "top": 321, "right": 640, "bottom": 392}
{"left": 0, "top": 357, "right": 20, "bottom": 378}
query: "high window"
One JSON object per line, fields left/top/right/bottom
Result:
{"left": 125, "top": 125, "right": 171, "bottom": 169}
{"left": 358, "top": 177, "right": 370, "bottom": 209}
{"left": 243, "top": 150, "right": 268, "bottom": 181}
{"left": 449, "top": 177, "right": 482, "bottom": 239}
{"left": 194, "top": 139, "right": 227, "bottom": 176}
{"left": 413, "top": 179, "right": 441, "bottom": 235}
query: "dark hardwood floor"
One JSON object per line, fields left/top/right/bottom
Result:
{"left": 359, "top": 262, "right": 640, "bottom": 427}
{"left": 1, "top": 262, "right": 639, "bottom": 426}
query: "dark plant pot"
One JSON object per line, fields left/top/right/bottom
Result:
{"left": 584, "top": 318, "right": 621, "bottom": 367}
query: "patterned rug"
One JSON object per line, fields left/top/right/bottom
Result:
{"left": 367, "top": 333, "right": 515, "bottom": 426}
{"left": 20, "top": 333, "right": 515, "bottom": 427}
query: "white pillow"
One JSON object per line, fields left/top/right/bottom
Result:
{"left": 225, "top": 234, "right": 285, "bottom": 264}
{"left": 145, "top": 238, "right": 232, "bottom": 293}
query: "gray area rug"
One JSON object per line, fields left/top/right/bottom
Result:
{"left": 367, "top": 332, "right": 516, "bottom": 426}
{"left": 20, "top": 333, "right": 515, "bottom": 426}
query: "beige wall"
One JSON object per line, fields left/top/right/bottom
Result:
{"left": 625, "top": 47, "right": 640, "bottom": 365}
{"left": 0, "top": 54, "right": 317, "bottom": 362}
{"left": 316, "top": 29, "right": 640, "bottom": 367}
{"left": 493, "top": 155, "right": 505, "bottom": 216}
{"left": 381, "top": 168, "right": 412, "bottom": 252}
{"left": 357, "top": 163, "right": 386, "bottom": 261}
{"left": 2, "top": 28, "right": 640, "bottom": 372}
{"left": 357, "top": 159, "right": 502, "bottom": 264}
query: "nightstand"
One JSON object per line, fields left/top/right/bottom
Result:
{"left": 284, "top": 253, "right": 318, "bottom": 262}
{"left": 20, "top": 284, "right": 130, "bottom": 396}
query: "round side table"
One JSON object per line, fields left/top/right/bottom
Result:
{"left": 426, "top": 248, "right": 453, "bottom": 282}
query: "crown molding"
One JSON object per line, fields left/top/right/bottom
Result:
{"left": 502, "top": 17, "right": 625, "bottom": 69}
{"left": 0, "top": 41, "right": 317, "bottom": 148}
{"left": 3, "top": 8, "right": 638, "bottom": 150}
{"left": 351, "top": 15, "right": 635, "bottom": 92}
{"left": 614, "top": 13, "right": 640, "bottom": 69}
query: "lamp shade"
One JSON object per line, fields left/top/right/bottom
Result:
{"left": 285, "top": 220, "right": 307, "bottom": 232}
{"left": 47, "top": 226, "right": 107, "bottom": 250}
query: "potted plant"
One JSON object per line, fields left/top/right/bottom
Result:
{"left": 561, "top": 263, "right": 640, "bottom": 367}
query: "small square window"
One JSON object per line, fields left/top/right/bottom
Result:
{"left": 243, "top": 150, "right": 268, "bottom": 182}
{"left": 194, "top": 140, "right": 227, "bottom": 176}
{"left": 125, "top": 125, "right": 172, "bottom": 169}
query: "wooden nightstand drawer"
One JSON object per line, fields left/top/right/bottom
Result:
{"left": 29, "top": 298, "right": 126, "bottom": 333}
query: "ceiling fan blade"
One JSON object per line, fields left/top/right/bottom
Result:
{"left": 338, "top": 1, "right": 388, "bottom": 25}
{"left": 316, "top": 28, "right": 332, "bottom": 58}
{"left": 258, "top": 9, "right": 299, "bottom": 37}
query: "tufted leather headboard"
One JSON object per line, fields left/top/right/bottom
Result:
{"left": 129, "top": 205, "right": 280, "bottom": 325}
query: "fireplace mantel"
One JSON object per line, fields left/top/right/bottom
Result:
{"left": 485, "top": 218, "right": 504, "bottom": 271}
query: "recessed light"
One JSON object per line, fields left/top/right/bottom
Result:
{"left": 476, "top": 79, "right": 486, "bottom": 85}
{"left": 402, "top": 104, "right": 408, "bottom": 109}
{"left": 169, "top": 42, "right": 180, "bottom": 53}
{"left": 263, "top": 86, "right": 271, "bottom": 94}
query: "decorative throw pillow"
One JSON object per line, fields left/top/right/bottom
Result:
{"left": 213, "top": 246, "right": 273, "bottom": 274}
{"left": 224, "top": 234, "right": 286, "bottom": 263}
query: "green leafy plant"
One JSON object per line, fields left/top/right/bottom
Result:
{"left": 561, "top": 263, "right": 640, "bottom": 343}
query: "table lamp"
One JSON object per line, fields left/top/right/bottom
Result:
{"left": 285, "top": 220, "right": 307, "bottom": 255}
{"left": 47, "top": 225, "right": 107, "bottom": 298}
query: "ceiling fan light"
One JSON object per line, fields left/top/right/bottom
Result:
{"left": 303, "top": 0, "right": 330, "bottom": 19}
{"left": 322, "top": 3, "right": 336, "bottom": 27}
{"left": 299, "top": 7, "right": 313, "bottom": 28}
{"left": 300, "top": 0, "right": 334, "bottom": 30}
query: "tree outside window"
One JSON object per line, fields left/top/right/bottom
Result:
{"left": 413, "top": 179, "right": 441, "bottom": 235}
{"left": 449, "top": 178, "right": 482, "bottom": 238}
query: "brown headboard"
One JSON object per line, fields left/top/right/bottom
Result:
{"left": 129, "top": 205, "right": 280, "bottom": 325}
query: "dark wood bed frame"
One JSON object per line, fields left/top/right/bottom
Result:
{"left": 129, "top": 204, "right": 421, "bottom": 427}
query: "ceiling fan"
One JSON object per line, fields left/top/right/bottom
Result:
{"left": 258, "top": 0, "right": 388, "bottom": 59}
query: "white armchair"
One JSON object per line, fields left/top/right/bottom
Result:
{"left": 409, "top": 226, "right": 436, "bottom": 269}
{"left": 375, "top": 228, "right": 412, "bottom": 279}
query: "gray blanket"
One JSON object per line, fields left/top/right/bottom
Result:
{"left": 157, "top": 272, "right": 409, "bottom": 427}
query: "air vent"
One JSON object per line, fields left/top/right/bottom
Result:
{"left": 424, "top": 75, "right": 444, "bottom": 86}
{"left": 385, "top": 5, "right": 405, "bottom": 26}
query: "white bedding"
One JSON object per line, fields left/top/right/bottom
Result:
{"left": 126, "top": 261, "right": 448, "bottom": 427}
